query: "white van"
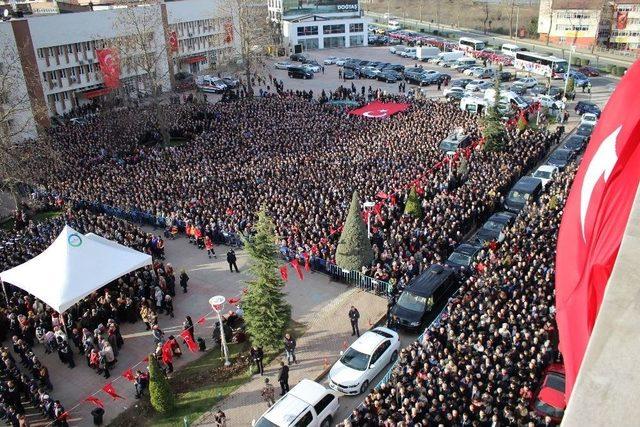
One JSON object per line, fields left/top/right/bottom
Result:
{"left": 454, "top": 57, "right": 477, "bottom": 67}
{"left": 416, "top": 46, "right": 441, "bottom": 61}
{"left": 390, "top": 45, "right": 406, "bottom": 55}
{"left": 435, "top": 50, "right": 464, "bottom": 64}
{"left": 400, "top": 47, "right": 417, "bottom": 58}
{"left": 253, "top": 379, "right": 339, "bottom": 427}
{"left": 460, "top": 96, "right": 487, "bottom": 115}
{"left": 484, "top": 89, "right": 529, "bottom": 109}
{"left": 501, "top": 43, "right": 524, "bottom": 58}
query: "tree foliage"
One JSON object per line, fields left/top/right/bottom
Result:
{"left": 335, "top": 191, "right": 374, "bottom": 271}
{"left": 482, "top": 78, "right": 507, "bottom": 152}
{"left": 404, "top": 187, "right": 423, "bottom": 218}
{"left": 148, "top": 354, "right": 175, "bottom": 414}
{"left": 242, "top": 209, "right": 291, "bottom": 350}
{"left": 566, "top": 76, "right": 575, "bottom": 95}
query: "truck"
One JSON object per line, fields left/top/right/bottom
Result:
{"left": 416, "top": 46, "right": 441, "bottom": 61}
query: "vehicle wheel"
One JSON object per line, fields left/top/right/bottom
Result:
{"left": 390, "top": 350, "right": 398, "bottom": 363}
{"left": 360, "top": 380, "right": 370, "bottom": 395}
{"left": 321, "top": 416, "right": 333, "bottom": 427}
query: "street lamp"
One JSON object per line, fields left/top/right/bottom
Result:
{"left": 209, "top": 295, "right": 231, "bottom": 366}
{"left": 363, "top": 201, "right": 375, "bottom": 238}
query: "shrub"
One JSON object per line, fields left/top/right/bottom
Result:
{"left": 149, "top": 354, "right": 175, "bottom": 414}
{"left": 581, "top": 58, "right": 590, "bottom": 66}
{"left": 615, "top": 66, "right": 627, "bottom": 76}
{"left": 610, "top": 65, "right": 618, "bottom": 75}
{"left": 404, "top": 187, "right": 423, "bottom": 218}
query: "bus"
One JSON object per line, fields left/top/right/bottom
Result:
{"left": 458, "top": 37, "right": 486, "bottom": 52}
{"left": 514, "top": 51, "right": 568, "bottom": 79}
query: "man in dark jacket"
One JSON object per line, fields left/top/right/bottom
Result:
{"left": 284, "top": 334, "right": 297, "bottom": 365}
{"left": 250, "top": 345, "right": 264, "bottom": 375}
{"left": 227, "top": 249, "right": 239, "bottom": 273}
{"left": 349, "top": 306, "right": 360, "bottom": 337}
{"left": 277, "top": 361, "right": 289, "bottom": 395}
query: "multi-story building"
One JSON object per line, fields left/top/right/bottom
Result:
{"left": 0, "top": 0, "right": 241, "bottom": 141}
{"left": 609, "top": 0, "right": 640, "bottom": 49}
{"left": 538, "top": 0, "right": 613, "bottom": 48}
{"left": 268, "top": 0, "right": 367, "bottom": 51}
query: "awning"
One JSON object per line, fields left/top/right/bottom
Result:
{"left": 182, "top": 55, "right": 207, "bottom": 64}
{"left": 81, "top": 87, "right": 114, "bottom": 99}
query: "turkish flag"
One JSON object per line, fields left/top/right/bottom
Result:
{"left": 197, "top": 316, "right": 206, "bottom": 325}
{"left": 224, "top": 19, "right": 234, "bottom": 43}
{"left": 556, "top": 61, "right": 640, "bottom": 399}
{"left": 349, "top": 100, "right": 409, "bottom": 118}
{"left": 85, "top": 396, "right": 104, "bottom": 408}
{"left": 122, "top": 368, "right": 135, "bottom": 382}
{"left": 96, "top": 48, "right": 121, "bottom": 89}
{"left": 617, "top": 11, "right": 628, "bottom": 30}
{"left": 102, "top": 383, "right": 124, "bottom": 400}
{"left": 302, "top": 252, "right": 311, "bottom": 272}
{"left": 169, "top": 31, "right": 179, "bottom": 52}
{"left": 162, "top": 341, "right": 173, "bottom": 365}
{"left": 279, "top": 265, "right": 288, "bottom": 282}
{"left": 180, "top": 330, "right": 199, "bottom": 352}
{"left": 290, "top": 259, "right": 304, "bottom": 281}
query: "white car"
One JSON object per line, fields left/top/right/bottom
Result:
{"left": 323, "top": 56, "right": 338, "bottom": 65}
{"left": 533, "top": 94, "right": 565, "bottom": 110}
{"left": 335, "top": 58, "right": 351, "bottom": 66}
{"left": 465, "top": 79, "right": 491, "bottom": 92}
{"left": 443, "top": 86, "right": 465, "bottom": 97}
{"left": 274, "top": 61, "right": 292, "bottom": 70}
{"left": 253, "top": 379, "right": 339, "bottom": 427}
{"left": 516, "top": 77, "right": 539, "bottom": 88}
{"left": 463, "top": 66, "right": 484, "bottom": 76}
{"left": 303, "top": 63, "right": 321, "bottom": 73}
{"left": 581, "top": 112, "right": 598, "bottom": 126}
{"left": 328, "top": 327, "right": 400, "bottom": 395}
{"left": 532, "top": 164, "right": 558, "bottom": 188}
{"left": 196, "top": 75, "right": 227, "bottom": 93}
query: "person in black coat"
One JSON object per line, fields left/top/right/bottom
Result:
{"left": 180, "top": 270, "right": 189, "bottom": 293}
{"left": 277, "top": 361, "right": 289, "bottom": 395}
{"left": 348, "top": 306, "right": 360, "bottom": 337}
{"left": 250, "top": 345, "right": 264, "bottom": 375}
{"left": 227, "top": 249, "right": 239, "bottom": 273}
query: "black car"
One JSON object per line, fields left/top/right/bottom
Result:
{"left": 510, "top": 83, "right": 527, "bottom": 95}
{"left": 547, "top": 148, "right": 576, "bottom": 169}
{"left": 575, "top": 101, "right": 601, "bottom": 117}
{"left": 343, "top": 60, "right": 360, "bottom": 70}
{"left": 575, "top": 124, "right": 595, "bottom": 139}
{"left": 391, "top": 265, "right": 458, "bottom": 329}
{"left": 471, "top": 212, "right": 516, "bottom": 246}
{"left": 290, "top": 53, "right": 308, "bottom": 62}
{"left": 414, "top": 73, "right": 442, "bottom": 86}
{"left": 384, "top": 64, "right": 405, "bottom": 72}
{"left": 377, "top": 70, "right": 402, "bottom": 83}
{"left": 445, "top": 244, "right": 481, "bottom": 271}
{"left": 451, "top": 78, "right": 472, "bottom": 89}
{"left": 547, "top": 86, "right": 564, "bottom": 100}
{"left": 505, "top": 176, "right": 543, "bottom": 213}
{"left": 288, "top": 66, "right": 313, "bottom": 79}
{"left": 497, "top": 71, "right": 513, "bottom": 82}
{"left": 562, "top": 134, "right": 588, "bottom": 153}
{"left": 221, "top": 77, "right": 239, "bottom": 88}
{"left": 359, "top": 67, "right": 380, "bottom": 78}
{"left": 343, "top": 68, "right": 355, "bottom": 79}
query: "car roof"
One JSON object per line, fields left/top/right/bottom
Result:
{"left": 489, "top": 211, "right": 516, "bottom": 223}
{"left": 406, "top": 264, "right": 454, "bottom": 297}
{"left": 536, "top": 164, "right": 557, "bottom": 172}
{"left": 512, "top": 176, "right": 542, "bottom": 191}
{"left": 263, "top": 380, "right": 330, "bottom": 425}
{"left": 351, "top": 329, "right": 389, "bottom": 354}
{"left": 454, "top": 243, "right": 479, "bottom": 256}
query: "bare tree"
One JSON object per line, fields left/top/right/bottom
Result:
{"left": 545, "top": 0, "right": 555, "bottom": 45}
{"left": 113, "top": 0, "right": 172, "bottom": 143}
{"left": 509, "top": 0, "right": 516, "bottom": 38}
{"left": 483, "top": 0, "right": 490, "bottom": 34}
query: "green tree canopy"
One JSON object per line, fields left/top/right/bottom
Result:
{"left": 404, "top": 187, "right": 423, "bottom": 218}
{"left": 148, "top": 354, "right": 175, "bottom": 414}
{"left": 335, "top": 190, "right": 374, "bottom": 271}
{"left": 482, "top": 78, "right": 507, "bottom": 152}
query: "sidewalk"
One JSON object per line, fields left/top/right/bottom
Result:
{"left": 196, "top": 288, "right": 387, "bottom": 426}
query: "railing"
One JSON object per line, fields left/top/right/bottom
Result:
{"left": 325, "top": 263, "right": 389, "bottom": 295}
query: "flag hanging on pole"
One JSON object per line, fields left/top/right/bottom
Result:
{"left": 180, "top": 330, "right": 199, "bottom": 352}
{"left": 96, "top": 48, "right": 121, "bottom": 89}
{"left": 122, "top": 368, "right": 135, "bottom": 382}
{"left": 102, "top": 383, "right": 124, "bottom": 400}
{"left": 555, "top": 61, "right": 640, "bottom": 399}
{"left": 290, "top": 258, "right": 304, "bottom": 281}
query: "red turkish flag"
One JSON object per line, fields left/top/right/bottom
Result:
{"left": 96, "top": 48, "right": 121, "bottom": 89}
{"left": 122, "top": 369, "right": 135, "bottom": 382}
{"left": 180, "top": 330, "right": 199, "bottom": 352}
{"left": 349, "top": 100, "right": 409, "bottom": 118}
{"left": 197, "top": 316, "right": 206, "bottom": 325}
{"left": 169, "top": 31, "right": 179, "bottom": 52}
{"left": 102, "top": 383, "right": 124, "bottom": 400}
{"left": 302, "top": 252, "right": 311, "bottom": 272}
{"left": 85, "top": 396, "right": 104, "bottom": 408}
{"left": 279, "top": 265, "right": 289, "bottom": 282}
{"left": 556, "top": 61, "right": 640, "bottom": 399}
{"left": 162, "top": 341, "right": 173, "bottom": 365}
{"left": 224, "top": 19, "right": 234, "bottom": 43}
{"left": 290, "top": 259, "right": 304, "bottom": 281}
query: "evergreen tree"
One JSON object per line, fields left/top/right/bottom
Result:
{"left": 148, "top": 354, "right": 175, "bottom": 414}
{"left": 404, "top": 187, "right": 423, "bottom": 218}
{"left": 566, "top": 76, "right": 575, "bottom": 95}
{"left": 335, "top": 190, "right": 374, "bottom": 271}
{"left": 482, "top": 78, "right": 507, "bottom": 152}
{"left": 242, "top": 209, "right": 291, "bottom": 351}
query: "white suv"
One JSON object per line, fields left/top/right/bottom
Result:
{"left": 253, "top": 379, "right": 339, "bottom": 427}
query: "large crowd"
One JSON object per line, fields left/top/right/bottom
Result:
{"left": 347, "top": 164, "right": 577, "bottom": 427}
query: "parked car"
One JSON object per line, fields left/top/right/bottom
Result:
{"left": 324, "top": 56, "right": 338, "bottom": 65}
{"left": 288, "top": 66, "right": 314, "bottom": 79}
{"left": 566, "top": 70, "right": 590, "bottom": 88}
{"left": 451, "top": 78, "right": 472, "bottom": 89}
{"left": 510, "top": 83, "right": 527, "bottom": 95}
{"left": 470, "top": 68, "right": 494, "bottom": 79}
{"left": 444, "top": 86, "right": 466, "bottom": 99}
{"left": 465, "top": 79, "right": 492, "bottom": 92}
{"left": 497, "top": 71, "right": 513, "bottom": 82}
{"left": 463, "top": 66, "right": 484, "bottom": 76}
{"left": 445, "top": 243, "right": 481, "bottom": 271}
{"left": 580, "top": 112, "right": 598, "bottom": 126}
{"left": 562, "top": 134, "right": 588, "bottom": 153}
{"left": 547, "top": 148, "right": 576, "bottom": 169}
{"left": 575, "top": 101, "right": 601, "bottom": 117}
{"left": 377, "top": 70, "right": 401, "bottom": 83}
{"left": 531, "top": 364, "right": 566, "bottom": 424}
{"left": 328, "top": 327, "right": 400, "bottom": 395}
{"left": 579, "top": 66, "right": 600, "bottom": 77}
{"left": 196, "top": 75, "right": 227, "bottom": 93}
{"left": 516, "top": 77, "right": 539, "bottom": 88}
{"left": 575, "top": 123, "right": 595, "bottom": 139}
{"left": 304, "top": 62, "right": 321, "bottom": 73}
{"left": 360, "top": 66, "right": 381, "bottom": 78}
{"left": 505, "top": 176, "right": 543, "bottom": 213}
{"left": 533, "top": 94, "right": 565, "bottom": 110}
{"left": 471, "top": 211, "right": 517, "bottom": 245}
{"left": 254, "top": 379, "right": 339, "bottom": 427}
{"left": 531, "top": 164, "right": 559, "bottom": 188}
{"left": 335, "top": 57, "right": 351, "bottom": 66}
{"left": 343, "top": 68, "right": 355, "bottom": 79}
{"left": 274, "top": 61, "right": 292, "bottom": 70}
{"left": 547, "top": 86, "right": 565, "bottom": 100}
{"left": 221, "top": 76, "right": 239, "bottom": 88}
{"left": 290, "top": 53, "right": 308, "bottom": 62}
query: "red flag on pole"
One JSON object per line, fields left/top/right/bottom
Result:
{"left": 290, "top": 259, "right": 304, "bottom": 281}
{"left": 168, "top": 31, "right": 179, "bottom": 52}
{"left": 302, "top": 252, "right": 311, "bottom": 272}
{"left": 102, "top": 383, "right": 124, "bottom": 400}
{"left": 162, "top": 341, "right": 173, "bottom": 365}
{"left": 122, "top": 368, "right": 135, "bottom": 382}
{"left": 180, "top": 330, "right": 199, "bottom": 352}
{"left": 85, "top": 396, "right": 104, "bottom": 408}
{"left": 556, "top": 61, "right": 640, "bottom": 399}
{"left": 279, "top": 265, "right": 289, "bottom": 282}
{"left": 197, "top": 316, "right": 206, "bottom": 325}
{"left": 228, "top": 297, "right": 240, "bottom": 305}
{"left": 96, "top": 48, "right": 121, "bottom": 89}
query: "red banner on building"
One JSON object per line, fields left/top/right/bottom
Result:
{"left": 555, "top": 61, "right": 640, "bottom": 399}
{"left": 169, "top": 31, "right": 179, "bottom": 52}
{"left": 224, "top": 19, "right": 234, "bottom": 43}
{"left": 96, "top": 48, "right": 121, "bottom": 89}
{"left": 617, "top": 11, "right": 628, "bottom": 30}
{"left": 349, "top": 100, "right": 409, "bottom": 118}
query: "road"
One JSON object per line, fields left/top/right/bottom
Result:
{"left": 365, "top": 11, "right": 636, "bottom": 68}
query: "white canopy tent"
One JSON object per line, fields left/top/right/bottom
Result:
{"left": 1, "top": 225, "right": 152, "bottom": 313}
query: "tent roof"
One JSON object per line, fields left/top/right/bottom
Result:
{"left": 1, "top": 225, "right": 151, "bottom": 313}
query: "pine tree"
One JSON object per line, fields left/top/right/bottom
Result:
{"left": 482, "top": 78, "right": 507, "bottom": 152}
{"left": 335, "top": 190, "right": 374, "bottom": 271}
{"left": 404, "top": 187, "right": 423, "bottom": 218}
{"left": 242, "top": 209, "right": 291, "bottom": 351}
{"left": 148, "top": 354, "right": 175, "bottom": 414}
{"left": 566, "top": 76, "right": 575, "bottom": 96}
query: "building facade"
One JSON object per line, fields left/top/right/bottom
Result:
{"left": 538, "top": 0, "right": 613, "bottom": 48}
{"left": 609, "top": 1, "right": 640, "bottom": 49}
{"left": 268, "top": 0, "right": 367, "bottom": 52}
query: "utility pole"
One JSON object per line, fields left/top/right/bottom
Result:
{"left": 515, "top": 6, "right": 520, "bottom": 39}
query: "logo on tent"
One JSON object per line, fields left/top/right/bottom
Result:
{"left": 68, "top": 234, "right": 83, "bottom": 247}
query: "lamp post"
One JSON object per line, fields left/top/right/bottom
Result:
{"left": 209, "top": 295, "right": 231, "bottom": 366}
{"left": 363, "top": 201, "right": 375, "bottom": 238}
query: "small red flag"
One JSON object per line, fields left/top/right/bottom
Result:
{"left": 162, "top": 341, "right": 173, "bottom": 365}
{"left": 228, "top": 297, "right": 240, "bottom": 305}
{"left": 143, "top": 356, "right": 149, "bottom": 362}
{"left": 85, "top": 396, "right": 104, "bottom": 408}
{"left": 279, "top": 265, "right": 289, "bottom": 282}
{"left": 102, "top": 383, "right": 124, "bottom": 400}
{"left": 180, "top": 330, "right": 199, "bottom": 352}
{"left": 290, "top": 259, "right": 304, "bottom": 281}
{"left": 197, "top": 316, "right": 206, "bottom": 325}
{"left": 56, "top": 411, "right": 70, "bottom": 421}
{"left": 122, "top": 369, "right": 135, "bottom": 382}
{"left": 302, "top": 252, "right": 311, "bottom": 272}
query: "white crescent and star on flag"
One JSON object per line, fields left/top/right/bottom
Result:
{"left": 363, "top": 109, "right": 389, "bottom": 118}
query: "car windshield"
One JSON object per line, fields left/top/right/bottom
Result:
{"left": 340, "top": 347, "right": 370, "bottom": 371}
{"left": 483, "top": 220, "right": 504, "bottom": 232}
{"left": 448, "top": 252, "right": 471, "bottom": 266}
{"left": 534, "top": 170, "right": 553, "bottom": 179}
{"left": 509, "top": 190, "right": 529, "bottom": 203}
{"left": 440, "top": 141, "right": 459, "bottom": 152}
{"left": 535, "top": 399, "right": 564, "bottom": 419}
{"left": 397, "top": 291, "right": 427, "bottom": 312}
{"left": 554, "top": 151, "right": 571, "bottom": 160}
{"left": 254, "top": 417, "right": 278, "bottom": 427}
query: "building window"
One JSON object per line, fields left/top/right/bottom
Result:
{"left": 349, "top": 23, "right": 363, "bottom": 33}
{"left": 323, "top": 24, "right": 345, "bottom": 34}
{"left": 300, "top": 38, "right": 319, "bottom": 50}
{"left": 324, "top": 36, "right": 345, "bottom": 48}
{"left": 350, "top": 35, "right": 364, "bottom": 46}
{"left": 297, "top": 25, "right": 318, "bottom": 36}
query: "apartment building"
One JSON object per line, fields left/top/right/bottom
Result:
{"left": 609, "top": 0, "right": 640, "bottom": 49}
{"left": 0, "top": 0, "right": 241, "bottom": 141}
{"left": 538, "top": 0, "right": 613, "bottom": 48}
